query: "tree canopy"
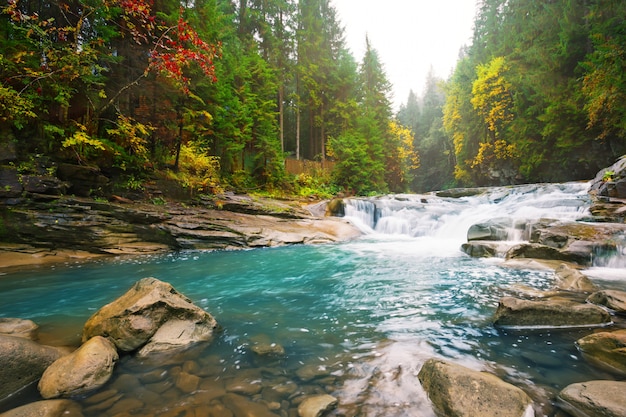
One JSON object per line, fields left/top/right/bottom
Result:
{"left": 2, "top": 0, "right": 624, "bottom": 197}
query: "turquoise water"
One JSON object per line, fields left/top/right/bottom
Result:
{"left": 1, "top": 183, "right": 626, "bottom": 416}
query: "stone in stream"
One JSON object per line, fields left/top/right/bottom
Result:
{"left": 0, "top": 399, "right": 84, "bottom": 417}
{"left": 493, "top": 296, "right": 611, "bottom": 328}
{"left": 418, "top": 358, "right": 533, "bottom": 417}
{"left": 0, "top": 335, "right": 68, "bottom": 401}
{"left": 297, "top": 394, "right": 338, "bottom": 417}
{"left": 82, "top": 277, "right": 218, "bottom": 353}
{"left": 0, "top": 318, "right": 39, "bottom": 340}
{"left": 557, "top": 380, "right": 626, "bottom": 417}
{"left": 587, "top": 289, "right": 626, "bottom": 313}
{"left": 38, "top": 336, "right": 118, "bottom": 399}
{"left": 576, "top": 329, "right": 626, "bottom": 375}
{"left": 553, "top": 263, "right": 598, "bottom": 293}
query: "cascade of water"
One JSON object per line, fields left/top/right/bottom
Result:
{"left": 343, "top": 182, "right": 592, "bottom": 243}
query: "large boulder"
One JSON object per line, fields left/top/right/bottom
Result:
{"left": 553, "top": 264, "right": 598, "bottom": 293}
{"left": 557, "top": 380, "right": 626, "bottom": 417}
{"left": 587, "top": 290, "right": 626, "bottom": 313}
{"left": 38, "top": 336, "right": 118, "bottom": 399}
{"left": 0, "top": 318, "right": 39, "bottom": 340}
{"left": 467, "top": 218, "right": 524, "bottom": 242}
{"left": 417, "top": 358, "right": 533, "bottom": 417}
{"left": 528, "top": 222, "right": 626, "bottom": 265}
{"left": 0, "top": 335, "right": 66, "bottom": 401}
{"left": 576, "top": 329, "right": 626, "bottom": 375}
{"left": 493, "top": 296, "right": 611, "bottom": 328}
{"left": 82, "top": 277, "right": 218, "bottom": 353}
{"left": 0, "top": 399, "right": 84, "bottom": 417}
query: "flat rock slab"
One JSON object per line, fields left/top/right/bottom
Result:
{"left": 418, "top": 358, "right": 533, "bottom": 417}
{"left": 493, "top": 296, "right": 611, "bottom": 329}
{"left": 576, "top": 329, "right": 626, "bottom": 375}
{"left": 558, "top": 380, "right": 626, "bottom": 417}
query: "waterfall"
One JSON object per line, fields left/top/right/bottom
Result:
{"left": 343, "top": 182, "right": 592, "bottom": 242}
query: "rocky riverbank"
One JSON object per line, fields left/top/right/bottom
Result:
{"left": 0, "top": 191, "right": 360, "bottom": 271}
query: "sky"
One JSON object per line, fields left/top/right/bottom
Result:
{"left": 331, "top": 0, "right": 478, "bottom": 110}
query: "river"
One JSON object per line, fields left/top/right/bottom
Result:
{"left": 1, "top": 182, "right": 625, "bottom": 416}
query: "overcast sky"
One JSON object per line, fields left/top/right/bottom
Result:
{"left": 331, "top": 0, "right": 478, "bottom": 110}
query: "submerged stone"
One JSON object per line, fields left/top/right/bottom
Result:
{"left": 297, "top": 394, "right": 338, "bottom": 417}
{"left": 0, "top": 399, "right": 84, "bottom": 417}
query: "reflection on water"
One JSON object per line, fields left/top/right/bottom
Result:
{"left": 1, "top": 182, "right": 625, "bottom": 416}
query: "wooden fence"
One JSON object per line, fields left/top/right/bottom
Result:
{"left": 284, "top": 159, "right": 336, "bottom": 176}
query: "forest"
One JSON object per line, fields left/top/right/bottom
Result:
{"left": 1, "top": 0, "right": 625, "bottom": 197}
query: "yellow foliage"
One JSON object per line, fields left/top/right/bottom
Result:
{"left": 167, "top": 144, "right": 221, "bottom": 194}
{"left": 471, "top": 57, "right": 514, "bottom": 136}
{"left": 471, "top": 140, "right": 518, "bottom": 169}
{"left": 389, "top": 120, "right": 420, "bottom": 170}
{"left": 107, "top": 114, "right": 153, "bottom": 159}
{"left": 61, "top": 124, "right": 105, "bottom": 151}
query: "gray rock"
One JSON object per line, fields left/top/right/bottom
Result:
{"left": 553, "top": 264, "right": 598, "bottom": 293}
{"left": 467, "top": 218, "right": 523, "bottom": 242}
{"left": 297, "top": 394, "right": 338, "bottom": 417}
{"left": 21, "top": 175, "right": 68, "bottom": 195}
{"left": 576, "top": 329, "right": 626, "bottom": 375}
{"left": 0, "top": 335, "right": 66, "bottom": 401}
{"left": 462, "top": 241, "right": 511, "bottom": 258}
{"left": 38, "top": 336, "right": 118, "bottom": 399}
{"left": 493, "top": 296, "right": 611, "bottom": 328}
{"left": 0, "top": 318, "right": 39, "bottom": 340}
{"left": 0, "top": 141, "right": 17, "bottom": 163}
{"left": 557, "top": 380, "right": 626, "bottom": 417}
{"left": 82, "top": 277, "right": 218, "bottom": 353}
{"left": 0, "top": 399, "right": 83, "bottom": 417}
{"left": 417, "top": 358, "right": 533, "bottom": 417}
{"left": 0, "top": 168, "right": 23, "bottom": 198}
{"left": 587, "top": 290, "right": 626, "bottom": 313}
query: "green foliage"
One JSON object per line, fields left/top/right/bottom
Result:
{"left": 292, "top": 172, "right": 339, "bottom": 199}
{"left": 437, "top": 0, "right": 626, "bottom": 186}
